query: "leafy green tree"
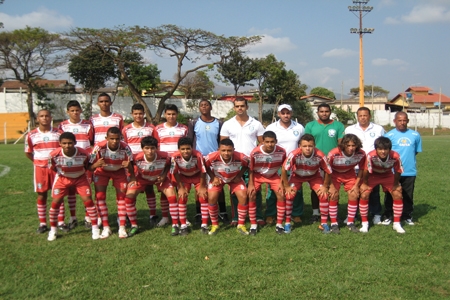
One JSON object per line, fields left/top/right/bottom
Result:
{"left": 310, "top": 86, "right": 336, "bottom": 100}
{"left": 0, "top": 26, "right": 64, "bottom": 127}
{"left": 217, "top": 49, "right": 255, "bottom": 98}
{"left": 332, "top": 105, "right": 356, "bottom": 125}
{"left": 350, "top": 85, "right": 389, "bottom": 98}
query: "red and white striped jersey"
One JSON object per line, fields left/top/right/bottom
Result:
{"left": 50, "top": 147, "right": 90, "bottom": 179}
{"left": 327, "top": 147, "right": 366, "bottom": 174}
{"left": 283, "top": 148, "right": 332, "bottom": 177}
{"left": 366, "top": 149, "right": 403, "bottom": 175}
{"left": 204, "top": 151, "right": 249, "bottom": 184}
{"left": 170, "top": 149, "right": 206, "bottom": 177}
{"left": 89, "top": 140, "right": 133, "bottom": 172}
{"left": 249, "top": 145, "right": 286, "bottom": 178}
{"left": 134, "top": 151, "right": 171, "bottom": 182}
{"left": 58, "top": 119, "right": 93, "bottom": 150}
{"left": 154, "top": 123, "right": 188, "bottom": 155}
{"left": 25, "top": 127, "right": 61, "bottom": 167}
{"left": 90, "top": 112, "right": 124, "bottom": 145}
{"left": 122, "top": 122, "right": 155, "bottom": 155}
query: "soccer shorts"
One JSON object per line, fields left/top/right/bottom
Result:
{"left": 288, "top": 173, "right": 324, "bottom": 193}
{"left": 177, "top": 174, "right": 204, "bottom": 191}
{"left": 128, "top": 176, "right": 173, "bottom": 193}
{"left": 331, "top": 171, "right": 357, "bottom": 192}
{"left": 34, "top": 165, "right": 56, "bottom": 193}
{"left": 208, "top": 179, "right": 247, "bottom": 194}
{"left": 253, "top": 173, "right": 282, "bottom": 193}
{"left": 93, "top": 168, "right": 128, "bottom": 190}
{"left": 52, "top": 175, "right": 92, "bottom": 199}
{"left": 367, "top": 174, "right": 396, "bottom": 193}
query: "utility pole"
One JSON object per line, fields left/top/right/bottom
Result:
{"left": 349, "top": 0, "right": 374, "bottom": 107}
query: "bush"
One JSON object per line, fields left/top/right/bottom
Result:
{"left": 332, "top": 105, "right": 356, "bottom": 125}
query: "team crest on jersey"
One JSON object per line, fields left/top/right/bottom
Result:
{"left": 54, "top": 189, "right": 60, "bottom": 195}
{"left": 43, "top": 136, "right": 49, "bottom": 142}
{"left": 148, "top": 166, "right": 155, "bottom": 171}
{"left": 328, "top": 129, "right": 336, "bottom": 138}
{"left": 73, "top": 128, "right": 79, "bottom": 133}
{"left": 138, "top": 131, "right": 143, "bottom": 137}
{"left": 185, "top": 164, "right": 192, "bottom": 169}
{"left": 225, "top": 168, "right": 231, "bottom": 173}
{"left": 111, "top": 155, "right": 116, "bottom": 159}
{"left": 293, "top": 130, "right": 300, "bottom": 136}
{"left": 103, "top": 121, "right": 109, "bottom": 125}
{"left": 169, "top": 131, "right": 175, "bottom": 136}
{"left": 345, "top": 160, "right": 350, "bottom": 165}
{"left": 398, "top": 137, "right": 411, "bottom": 147}
{"left": 266, "top": 157, "right": 273, "bottom": 162}
{"left": 66, "top": 161, "right": 73, "bottom": 167}
{"left": 249, "top": 126, "right": 255, "bottom": 132}
{"left": 205, "top": 125, "right": 210, "bottom": 131}
{"left": 370, "top": 132, "right": 375, "bottom": 137}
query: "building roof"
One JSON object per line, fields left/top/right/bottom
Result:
{"left": 0, "top": 80, "right": 74, "bottom": 91}
{"left": 390, "top": 92, "right": 450, "bottom": 104}
{"left": 405, "top": 86, "right": 432, "bottom": 93}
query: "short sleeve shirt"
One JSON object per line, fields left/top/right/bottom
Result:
{"left": 265, "top": 120, "right": 304, "bottom": 155}
{"left": 220, "top": 116, "right": 265, "bottom": 156}
{"left": 305, "top": 120, "right": 345, "bottom": 155}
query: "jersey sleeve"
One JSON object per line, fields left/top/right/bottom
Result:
{"left": 196, "top": 151, "right": 207, "bottom": 173}
{"left": 337, "top": 122, "right": 345, "bottom": 139}
{"left": 283, "top": 152, "right": 295, "bottom": 171}
{"left": 24, "top": 133, "right": 33, "bottom": 154}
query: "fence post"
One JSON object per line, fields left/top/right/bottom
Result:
{"left": 3, "top": 122, "right": 6, "bottom": 144}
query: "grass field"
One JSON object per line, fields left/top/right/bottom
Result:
{"left": 0, "top": 136, "right": 449, "bottom": 299}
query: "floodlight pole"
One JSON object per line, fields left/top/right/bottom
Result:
{"left": 349, "top": 1, "right": 374, "bottom": 107}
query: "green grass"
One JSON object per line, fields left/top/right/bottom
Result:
{"left": 1, "top": 137, "right": 449, "bottom": 299}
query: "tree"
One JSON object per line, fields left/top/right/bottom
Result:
{"left": 179, "top": 70, "right": 214, "bottom": 100}
{"left": 310, "top": 86, "right": 336, "bottom": 99}
{"left": 127, "top": 63, "right": 161, "bottom": 102}
{"left": 350, "top": 85, "right": 389, "bottom": 98}
{"left": 332, "top": 105, "right": 356, "bottom": 125}
{"left": 0, "top": 26, "right": 64, "bottom": 127}
{"left": 68, "top": 46, "right": 116, "bottom": 118}
{"left": 217, "top": 49, "right": 255, "bottom": 98}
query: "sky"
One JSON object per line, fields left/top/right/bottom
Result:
{"left": 1, "top": 0, "right": 450, "bottom": 98}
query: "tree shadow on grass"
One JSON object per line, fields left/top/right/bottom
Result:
{"left": 412, "top": 203, "right": 437, "bottom": 222}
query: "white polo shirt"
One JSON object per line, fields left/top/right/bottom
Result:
{"left": 265, "top": 120, "right": 305, "bottom": 155}
{"left": 220, "top": 116, "right": 265, "bottom": 156}
{"left": 345, "top": 122, "right": 385, "bottom": 153}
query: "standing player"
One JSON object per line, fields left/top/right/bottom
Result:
{"left": 305, "top": 103, "right": 344, "bottom": 223}
{"left": 89, "top": 127, "right": 136, "bottom": 239}
{"left": 47, "top": 132, "right": 101, "bottom": 241}
{"left": 220, "top": 97, "right": 265, "bottom": 226}
{"left": 327, "top": 134, "right": 366, "bottom": 234}
{"left": 281, "top": 134, "right": 332, "bottom": 234}
{"left": 265, "top": 104, "right": 305, "bottom": 225}
{"left": 204, "top": 139, "right": 250, "bottom": 235}
{"left": 25, "top": 109, "right": 64, "bottom": 234}
{"left": 360, "top": 137, "right": 405, "bottom": 233}
{"left": 170, "top": 137, "right": 208, "bottom": 235}
{"left": 90, "top": 93, "right": 124, "bottom": 145}
{"left": 248, "top": 131, "right": 286, "bottom": 235}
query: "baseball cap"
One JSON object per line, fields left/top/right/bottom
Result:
{"left": 277, "top": 104, "right": 292, "bottom": 112}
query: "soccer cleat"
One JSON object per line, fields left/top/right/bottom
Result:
{"left": 179, "top": 227, "right": 189, "bottom": 236}
{"left": 149, "top": 216, "right": 159, "bottom": 227}
{"left": 284, "top": 223, "right": 292, "bottom": 234}
{"left": 118, "top": 226, "right": 128, "bottom": 238}
{"left": 156, "top": 217, "right": 169, "bottom": 227}
{"left": 230, "top": 220, "right": 238, "bottom": 227}
{"left": 373, "top": 215, "right": 382, "bottom": 225}
{"left": 309, "top": 215, "right": 321, "bottom": 224}
{"left": 100, "top": 227, "right": 112, "bottom": 239}
{"left": 347, "top": 223, "right": 359, "bottom": 233}
{"left": 84, "top": 221, "right": 92, "bottom": 229}
{"left": 343, "top": 216, "right": 348, "bottom": 224}
{"left": 68, "top": 219, "right": 78, "bottom": 230}
{"left": 293, "top": 216, "right": 302, "bottom": 224}
{"left": 128, "top": 226, "right": 138, "bottom": 238}
{"left": 381, "top": 218, "right": 392, "bottom": 226}
{"left": 92, "top": 228, "right": 100, "bottom": 240}
{"left": 237, "top": 224, "right": 249, "bottom": 235}
{"left": 185, "top": 220, "right": 192, "bottom": 227}
{"left": 275, "top": 226, "right": 285, "bottom": 235}
{"left": 171, "top": 226, "right": 180, "bottom": 236}
{"left": 36, "top": 225, "right": 48, "bottom": 234}
{"left": 257, "top": 219, "right": 266, "bottom": 227}
{"left": 219, "top": 213, "right": 230, "bottom": 224}
{"left": 393, "top": 223, "right": 405, "bottom": 234}
{"left": 47, "top": 230, "right": 57, "bottom": 241}
{"left": 331, "top": 224, "right": 340, "bottom": 234}
{"left": 321, "top": 223, "right": 331, "bottom": 234}
{"left": 249, "top": 228, "right": 257, "bottom": 236}
{"left": 208, "top": 225, "right": 219, "bottom": 235}
{"left": 405, "top": 219, "right": 415, "bottom": 226}
{"left": 360, "top": 223, "right": 369, "bottom": 233}
{"left": 265, "top": 216, "right": 275, "bottom": 225}
{"left": 194, "top": 214, "right": 202, "bottom": 225}
{"left": 201, "top": 226, "right": 209, "bottom": 235}
{"left": 58, "top": 223, "right": 70, "bottom": 233}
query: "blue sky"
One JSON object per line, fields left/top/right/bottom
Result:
{"left": 1, "top": 0, "right": 450, "bottom": 98}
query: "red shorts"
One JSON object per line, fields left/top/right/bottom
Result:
{"left": 288, "top": 173, "right": 323, "bottom": 192}
{"left": 253, "top": 173, "right": 282, "bottom": 193}
{"left": 208, "top": 179, "right": 247, "bottom": 194}
{"left": 93, "top": 168, "right": 128, "bottom": 190}
{"left": 52, "top": 175, "right": 92, "bottom": 199}
{"left": 34, "top": 165, "right": 56, "bottom": 193}
{"left": 331, "top": 171, "right": 357, "bottom": 192}
{"left": 128, "top": 176, "right": 173, "bottom": 193}
{"left": 367, "top": 174, "right": 396, "bottom": 193}
{"left": 177, "top": 174, "right": 203, "bottom": 191}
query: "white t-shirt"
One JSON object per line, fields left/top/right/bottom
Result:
{"left": 265, "top": 120, "right": 305, "bottom": 155}
{"left": 345, "top": 122, "right": 385, "bottom": 153}
{"left": 220, "top": 116, "right": 265, "bottom": 156}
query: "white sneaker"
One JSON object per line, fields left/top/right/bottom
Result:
{"left": 47, "top": 230, "right": 57, "bottom": 241}
{"left": 156, "top": 217, "right": 169, "bottom": 227}
{"left": 343, "top": 216, "right": 348, "bottom": 224}
{"left": 393, "top": 223, "right": 405, "bottom": 234}
{"left": 185, "top": 220, "right": 192, "bottom": 226}
{"left": 405, "top": 219, "right": 415, "bottom": 226}
{"left": 118, "top": 226, "right": 128, "bottom": 239}
{"left": 100, "top": 227, "right": 112, "bottom": 239}
{"left": 92, "top": 228, "right": 100, "bottom": 240}
{"left": 381, "top": 218, "right": 392, "bottom": 226}
{"left": 360, "top": 223, "right": 369, "bottom": 233}
{"left": 373, "top": 215, "right": 382, "bottom": 225}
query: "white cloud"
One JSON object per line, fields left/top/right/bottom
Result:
{"left": 322, "top": 48, "right": 357, "bottom": 58}
{"left": 384, "top": 4, "right": 450, "bottom": 24}
{"left": 245, "top": 35, "right": 297, "bottom": 58}
{"left": 248, "top": 27, "right": 282, "bottom": 36}
{"left": 0, "top": 8, "right": 73, "bottom": 31}
{"left": 302, "top": 67, "right": 341, "bottom": 86}
{"left": 372, "top": 58, "right": 408, "bottom": 66}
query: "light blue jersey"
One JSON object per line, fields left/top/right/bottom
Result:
{"left": 193, "top": 118, "right": 221, "bottom": 156}
{"left": 385, "top": 128, "right": 422, "bottom": 176}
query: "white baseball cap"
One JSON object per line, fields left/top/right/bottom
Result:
{"left": 277, "top": 104, "right": 292, "bottom": 112}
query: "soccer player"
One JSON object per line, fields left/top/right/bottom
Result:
{"left": 25, "top": 109, "right": 64, "bottom": 234}
{"left": 248, "top": 131, "right": 286, "bottom": 235}
{"left": 58, "top": 100, "right": 94, "bottom": 229}
{"left": 327, "top": 134, "right": 366, "bottom": 234}
{"left": 170, "top": 137, "right": 208, "bottom": 235}
{"left": 89, "top": 127, "right": 136, "bottom": 239}
{"left": 281, "top": 134, "right": 332, "bottom": 234}
{"left": 122, "top": 103, "right": 159, "bottom": 225}
{"left": 47, "top": 132, "right": 100, "bottom": 241}
{"left": 359, "top": 137, "right": 405, "bottom": 233}
{"left": 90, "top": 92, "right": 124, "bottom": 145}
{"left": 204, "top": 138, "right": 249, "bottom": 235}
{"left": 125, "top": 136, "right": 178, "bottom": 236}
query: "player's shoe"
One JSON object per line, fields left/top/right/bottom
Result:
{"left": 156, "top": 217, "right": 169, "bottom": 227}
{"left": 309, "top": 214, "right": 320, "bottom": 224}
{"left": 284, "top": 223, "right": 291, "bottom": 234}
{"left": 84, "top": 221, "right": 92, "bottom": 229}
{"left": 208, "top": 225, "right": 219, "bottom": 235}
{"left": 36, "top": 225, "right": 48, "bottom": 234}
{"left": 230, "top": 220, "right": 238, "bottom": 227}
{"left": 128, "top": 226, "right": 138, "bottom": 238}
{"left": 347, "top": 223, "right": 359, "bottom": 233}
{"left": 405, "top": 218, "right": 415, "bottom": 226}
{"left": 257, "top": 219, "right": 266, "bottom": 227}
{"left": 58, "top": 223, "right": 70, "bottom": 233}
{"left": 68, "top": 219, "right": 78, "bottom": 230}
{"left": 92, "top": 228, "right": 100, "bottom": 240}
{"left": 293, "top": 216, "right": 302, "bottom": 224}
{"left": 265, "top": 216, "right": 275, "bottom": 225}
{"left": 237, "top": 225, "right": 249, "bottom": 235}
{"left": 330, "top": 224, "right": 340, "bottom": 234}
{"left": 275, "top": 226, "right": 285, "bottom": 235}
{"left": 249, "top": 228, "right": 257, "bottom": 236}
{"left": 381, "top": 218, "right": 392, "bottom": 226}
{"left": 149, "top": 216, "right": 159, "bottom": 227}
{"left": 100, "top": 227, "right": 112, "bottom": 239}
{"left": 360, "top": 223, "right": 369, "bottom": 233}
{"left": 201, "top": 226, "right": 209, "bottom": 235}
{"left": 321, "top": 223, "right": 331, "bottom": 234}
{"left": 372, "top": 215, "right": 382, "bottom": 225}
{"left": 171, "top": 225, "right": 180, "bottom": 236}
{"left": 393, "top": 223, "right": 405, "bottom": 234}
{"left": 219, "top": 213, "right": 230, "bottom": 224}
{"left": 47, "top": 230, "right": 57, "bottom": 241}
{"left": 118, "top": 226, "right": 128, "bottom": 238}
{"left": 179, "top": 227, "right": 189, "bottom": 236}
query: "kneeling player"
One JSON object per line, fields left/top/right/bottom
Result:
{"left": 47, "top": 132, "right": 100, "bottom": 241}
{"left": 248, "top": 131, "right": 286, "bottom": 235}
{"left": 327, "top": 134, "right": 366, "bottom": 234}
{"left": 359, "top": 137, "right": 405, "bottom": 233}
{"left": 204, "top": 139, "right": 249, "bottom": 235}
{"left": 282, "top": 134, "right": 332, "bottom": 233}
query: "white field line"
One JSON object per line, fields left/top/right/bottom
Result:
{"left": 0, "top": 164, "right": 11, "bottom": 178}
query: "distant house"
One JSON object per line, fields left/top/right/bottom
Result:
{"left": 0, "top": 79, "right": 75, "bottom": 93}
{"left": 386, "top": 86, "right": 450, "bottom": 112}
{"left": 300, "top": 94, "right": 335, "bottom": 106}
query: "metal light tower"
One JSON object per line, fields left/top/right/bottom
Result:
{"left": 349, "top": 1, "right": 374, "bottom": 107}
